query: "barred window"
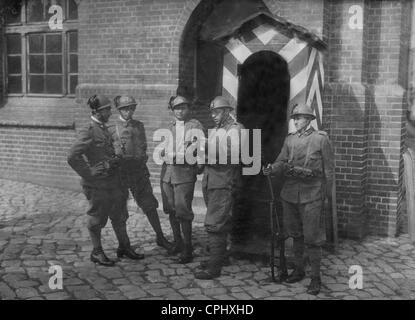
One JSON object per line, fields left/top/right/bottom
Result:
{"left": 4, "top": 0, "right": 79, "bottom": 96}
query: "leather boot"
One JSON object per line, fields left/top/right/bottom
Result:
{"left": 168, "top": 214, "right": 183, "bottom": 255}
{"left": 117, "top": 247, "right": 144, "bottom": 260}
{"left": 285, "top": 236, "right": 305, "bottom": 283}
{"left": 195, "top": 233, "right": 226, "bottom": 280}
{"left": 178, "top": 220, "right": 193, "bottom": 264}
{"left": 90, "top": 247, "right": 116, "bottom": 267}
{"left": 112, "top": 222, "right": 145, "bottom": 260}
{"left": 145, "top": 208, "right": 172, "bottom": 251}
{"left": 307, "top": 277, "right": 321, "bottom": 295}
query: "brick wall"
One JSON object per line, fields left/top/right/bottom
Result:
{"left": 324, "top": 0, "right": 409, "bottom": 237}
{"left": 0, "top": 126, "right": 78, "bottom": 189}
{"left": 0, "top": 0, "right": 411, "bottom": 237}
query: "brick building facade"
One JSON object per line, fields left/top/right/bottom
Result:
{"left": 0, "top": 0, "right": 412, "bottom": 239}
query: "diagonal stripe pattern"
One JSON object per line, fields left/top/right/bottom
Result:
{"left": 222, "top": 19, "right": 324, "bottom": 130}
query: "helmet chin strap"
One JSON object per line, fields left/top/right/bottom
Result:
{"left": 217, "top": 109, "right": 230, "bottom": 127}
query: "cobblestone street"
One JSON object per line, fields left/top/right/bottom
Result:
{"left": 0, "top": 178, "right": 415, "bottom": 300}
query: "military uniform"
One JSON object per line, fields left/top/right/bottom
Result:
{"left": 68, "top": 116, "right": 134, "bottom": 264}
{"left": 110, "top": 95, "right": 171, "bottom": 251}
{"left": 111, "top": 117, "right": 158, "bottom": 214}
{"left": 270, "top": 123, "right": 334, "bottom": 291}
{"left": 200, "top": 112, "right": 245, "bottom": 278}
{"left": 160, "top": 117, "right": 204, "bottom": 262}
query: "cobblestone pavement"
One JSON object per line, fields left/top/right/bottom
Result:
{"left": 1, "top": 178, "right": 415, "bottom": 300}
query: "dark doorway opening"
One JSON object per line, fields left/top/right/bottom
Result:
{"left": 232, "top": 51, "right": 290, "bottom": 256}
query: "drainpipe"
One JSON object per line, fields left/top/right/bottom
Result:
{"left": 407, "top": 0, "right": 415, "bottom": 142}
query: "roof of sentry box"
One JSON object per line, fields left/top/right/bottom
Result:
{"left": 199, "top": 0, "right": 327, "bottom": 50}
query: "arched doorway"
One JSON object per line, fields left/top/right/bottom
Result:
{"left": 232, "top": 51, "right": 290, "bottom": 256}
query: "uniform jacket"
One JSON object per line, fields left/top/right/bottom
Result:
{"left": 109, "top": 117, "right": 151, "bottom": 186}
{"left": 203, "top": 114, "right": 245, "bottom": 190}
{"left": 271, "top": 126, "right": 334, "bottom": 204}
{"left": 161, "top": 118, "right": 205, "bottom": 185}
{"left": 67, "top": 118, "right": 119, "bottom": 189}
{"left": 110, "top": 117, "right": 148, "bottom": 162}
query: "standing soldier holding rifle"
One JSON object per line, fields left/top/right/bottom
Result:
{"left": 263, "top": 104, "right": 334, "bottom": 295}
{"left": 68, "top": 95, "right": 143, "bottom": 266}
{"left": 111, "top": 95, "right": 172, "bottom": 253}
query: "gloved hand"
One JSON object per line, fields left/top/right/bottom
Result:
{"left": 90, "top": 163, "right": 106, "bottom": 177}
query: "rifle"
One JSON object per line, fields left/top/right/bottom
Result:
{"left": 266, "top": 173, "right": 288, "bottom": 283}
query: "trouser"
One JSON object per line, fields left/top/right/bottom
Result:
{"left": 130, "top": 175, "right": 159, "bottom": 213}
{"left": 83, "top": 186, "right": 130, "bottom": 250}
{"left": 161, "top": 180, "right": 195, "bottom": 222}
{"left": 282, "top": 199, "right": 325, "bottom": 278}
{"left": 202, "top": 187, "right": 233, "bottom": 274}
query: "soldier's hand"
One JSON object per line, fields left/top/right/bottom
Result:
{"left": 90, "top": 163, "right": 106, "bottom": 177}
{"left": 263, "top": 164, "right": 272, "bottom": 176}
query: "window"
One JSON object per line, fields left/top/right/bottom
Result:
{"left": 3, "top": 0, "right": 79, "bottom": 96}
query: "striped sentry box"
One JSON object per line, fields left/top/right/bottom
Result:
{"left": 221, "top": 21, "right": 325, "bottom": 133}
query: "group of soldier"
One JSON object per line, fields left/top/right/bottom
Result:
{"left": 67, "top": 93, "right": 334, "bottom": 296}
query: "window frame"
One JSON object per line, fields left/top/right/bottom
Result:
{"left": 3, "top": 0, "right": 79, "bottom": 98}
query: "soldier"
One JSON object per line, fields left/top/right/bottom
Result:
{"left": 110, "top": 96, "right": 172, "bottom": 252}
{"left": 263, "top": 103, "right": 334, "bottom": 295}
{"left": 160, "top": 95, "right": 204, "bottom": 263}
{"left": 194, "top": 96, "right": 245, "bottom": 280}
{"left": 67, "top": 95, "right": 143, "bottom": 267}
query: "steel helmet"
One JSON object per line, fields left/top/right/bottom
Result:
{"left": 169, "top": 95, "right": 190, "bottom": 110}
{"left": 114, "top": 95, "right": 137, "bottom": 110}
{"left": 209, "top": 96, "right": 233, "bottom": 111}
{"left": 290, "top": 104, "right": 316, "bottom": 120}
{"left": 87, "top": 95, "right": 111, "bottom": 111}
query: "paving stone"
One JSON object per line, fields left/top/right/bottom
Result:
{"left": 261, "top": 284, "right": 286, "bottom": 292}
{"left": 16, "top": 287, "right": 39, "bottom": 299}
{"left": 43, "top": 292, "right": 71, "bottom": 300}
{"left": 1, "top": 178, "right": 415, "bottom": 301}
{"left": 73, "top": 290, "right": 98, "bottom": 299}
{"left": 179, "top": 288, "right": 203, "bottom": 296}
{"left": 219, "top": 279, "right": 246, "bottom": 287}
{"left": 15, "top": 280, "right": 40, "bottom": 288}
{"left": 231, "top": 292, "right": 252, "bottom": 299}
{"left": 188, "top": 294, "right": 211, "bottom": 300}
{"left": 204, "top": 287, "right": 227, "bottom": 296}
{"left": 246, "top": 288, "right": 270, "bottom": 299}
{"left": 0, "top": 283, "right": 17, "bottom": 299}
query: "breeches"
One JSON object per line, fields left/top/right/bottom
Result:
{"left": 161, "top": 181, "right": 195, "bottom": 221}
{"left": 83, "top": 186, "right": 129, "bottom": 230}
{"left": 282, "top": 199, "right": 326, "bottom": 246}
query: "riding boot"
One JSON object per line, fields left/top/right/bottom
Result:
{"left": 178, "top": 220, "right": 193, "bottom": 264}
{"left": 145, "top": 208, "right": 172, "bottom": 251}
{"left": 168, "top": 214, "right": 183, "bottom": 255}
{"left": 90, "top": 246, "right": 116, "bottom": 267}
{"left": 112, "top": 222, "right": 144, "bottom": 260}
